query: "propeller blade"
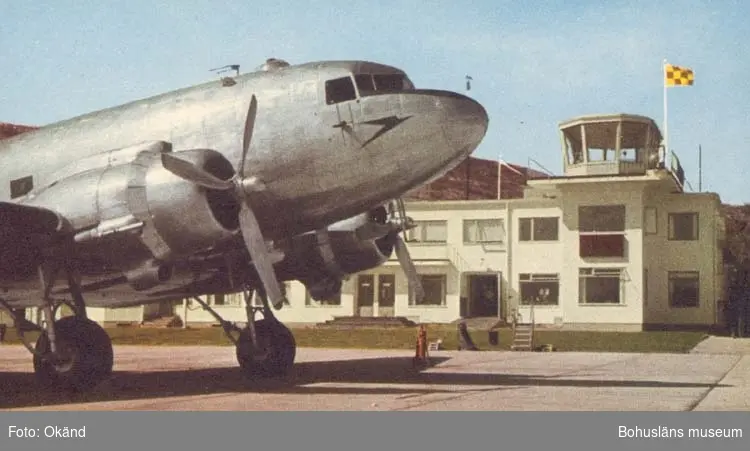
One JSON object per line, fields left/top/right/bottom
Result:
{"left": 238, "top": 203, "right": 286, "bottom": 308}
{"left": 161, "top": 153, "right": 234, "bottom": 191}
{"left": 238, "top": 95, "right": 258, "bottom": 178}
{"left": 394, "top": 235, "right": 425, "bottom": 303}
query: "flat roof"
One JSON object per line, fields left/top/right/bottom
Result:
{"left": 558, "top": 113, "right": 660, "bottom": 129}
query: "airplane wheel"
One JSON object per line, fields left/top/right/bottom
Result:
{"left": 33, "top": 316, "right": 114, "bottom": 392}
{"left": 236, "top": 319, "right": 296, "bottom": 378}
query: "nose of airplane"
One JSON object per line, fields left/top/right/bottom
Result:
{"left": 438, "top": 92, "right": 489, "bottom": 158}
{"left": 397, "top": 89, "right": 489, "bottom": 184}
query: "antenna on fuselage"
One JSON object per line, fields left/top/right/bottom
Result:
{"left": 210, "top": 64, "right": 240, "bottom": 86}
{"left": 256, "top": 58, "right": 291, "bottom": 71}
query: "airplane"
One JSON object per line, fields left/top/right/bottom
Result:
{"left": 0, "top": 58, "right": 489, "bottom": 392}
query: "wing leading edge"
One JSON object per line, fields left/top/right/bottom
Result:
{"left": 0, "top": 201, "right": 68, "bottom": 238}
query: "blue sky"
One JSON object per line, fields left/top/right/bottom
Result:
{"left": 2, "top": 0, "right": 748, "bottom": 203}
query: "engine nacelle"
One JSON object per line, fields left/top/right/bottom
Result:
{"left": 139, "top": 148, "right": 240, "bottom": 256}
{"left": 279, "top": 205, "right": 398, "bottom": 300}
{"left": 24, "top": 143, "right": 240, "bottom": 289}
{"left": 124, "top": 259, "right": 173, "bottom": 291}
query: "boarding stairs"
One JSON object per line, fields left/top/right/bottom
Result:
{"left": 510, "top": 307, "right": 535, "bottom": 351}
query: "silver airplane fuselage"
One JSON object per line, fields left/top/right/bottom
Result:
{"left": 0, "top": 60, "right": 488, "bottom": 308}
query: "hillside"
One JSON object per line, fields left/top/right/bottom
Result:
{"left": 404, "top": 156, "right": 550, "bottom": 201}
{"left": 0, "top": 122, "right": 37, "bottom": 140}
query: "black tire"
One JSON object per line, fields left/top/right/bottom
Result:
{"left": 236, "top": 319, "right": 296, "bottom": 378}
{"left": 33, "top": 316, "right": 114, "bottom": 392}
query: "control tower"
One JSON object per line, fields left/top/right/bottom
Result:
{"left": 558, "top": 113, "right": 664, "bottom": 177}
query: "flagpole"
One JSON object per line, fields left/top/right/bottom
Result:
{"left": 698, "top": 144, "right": 702, "bottom": 192}
{"left": 661, "top": 58, "right": 669, "bottom": 161}
{"left": 497, "top": 154, "right": 502, "bottom": 200}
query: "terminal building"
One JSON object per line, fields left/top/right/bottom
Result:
{"left": 0, "top": 114, "right": 728, "bottom": 331}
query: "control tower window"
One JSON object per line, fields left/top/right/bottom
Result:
{"left": 584, "top": 123, "right": 617, "bottom": 162}
{"left": 619, "top": 122, "right": 649, "bottom": 163}
{"left": 325, "top": 76, "right": 356, "bottom": 104}
{"left": 562, "top": 129, "right": 584, "bottom": 164}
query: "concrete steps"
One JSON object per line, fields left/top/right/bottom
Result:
{"left": 318, "top": 316, "right": 417, "bottom": 328}
{"left": 140, "top": 315, "right": 183, "bottom": 328}
{"left": 452, "top": 317, "right": 505, "bottom": 330}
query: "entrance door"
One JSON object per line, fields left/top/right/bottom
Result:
{"left": 378, "top": 274, "right": 395, "bottom": 317}
{"left": 356, "top": 274, "right": 375, "bottom": 317}
{"left": 469, "top": 274, "right": 499, "bottom": 317}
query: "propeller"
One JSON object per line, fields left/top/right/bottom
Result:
{"left": 388, "top": 198, "right": 425, "bottom": 303}
{"left": 161, "top": 95, "right": 286, "bottom": 308}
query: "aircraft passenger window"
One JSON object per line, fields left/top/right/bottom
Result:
{"left": 325, "top": 77, "right": 356, "bottom": 104}
{"left": 10, "top": 175, "right": 33, "bottom": 199}
{"left": 373, "top": 74, "right": 404, "bottom": 91}
{"left": 355, "top": 74, "right": 375, "bottom": 94}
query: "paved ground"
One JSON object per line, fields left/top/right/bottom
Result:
{"left": 690, "top": 335, "right": 750, "bottom": 354}
{"left": 1, "top": 340, "right": 748, "bottom": 411}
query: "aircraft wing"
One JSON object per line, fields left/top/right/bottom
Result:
{"left": 0, "top": 201, "right": 68, "bottom": 243}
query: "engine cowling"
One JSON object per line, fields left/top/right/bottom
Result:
{"left": 277, "top": 205, "right": 398, "bottom": 300}
{"left": 24, "top": 143, "right": 240, "bottom": 290}
{"left": 138, "top": 148, "right": 240, "bottom": 255}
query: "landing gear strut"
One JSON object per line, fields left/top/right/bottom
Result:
{"left": 191, "top": 286, "right": 296, "bottom": 379}
{"left": 0, "top": 260, "right": 114, "bottom": 391}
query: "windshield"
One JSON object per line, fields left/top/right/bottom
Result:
{"left": 355, "top": 73, "right": 414, "bottom": 96}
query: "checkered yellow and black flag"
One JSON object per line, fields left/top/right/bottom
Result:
{"left": 665, "top": 64, "right": 694, "bottom": 87}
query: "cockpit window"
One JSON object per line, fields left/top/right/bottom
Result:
{"left": 325, "top": 76, "right": 356, "bottom": 104}
{"left": 354, "top": 74, "right": 375, "bottom": 93}
{"left": 355, "top": 73, "right": 413, "bottom": 96}
{"left": 374, "top": 74, "right": 404, "bottom": 91}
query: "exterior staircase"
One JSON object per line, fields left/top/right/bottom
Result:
{"left": 510, "top": 308, "right": 535, "bottom": 351}
{"left": 511, "top": 323, "right": 534, "bottom": 351}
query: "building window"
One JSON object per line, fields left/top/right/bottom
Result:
{"left": 250, "top": 283, "right": 290, "bottom": 306}
{"left": 211, "top": 292, "right": 243, "bottom": 306}
{"left": 224, "top": 292, "right": 244, "bottom": 306}
{"left": 410, "top": 274, "right": 446, "bottom": 306}
{"left": 305, "top": 289, "right": 342, "bottom": 307}
{"left": 519, "top": 273, "right": 559, "bottom": 305}
{"left": 579, "top": 234, "right": 626, "bottom": 258}
{"left": 579, "top": 268, "right": 624, "bottom": 305}
{"left": 579, "top": 205, "right": 626, "bottom": 258}
{"left": 463, "top": 219, "right": 504, "bottom": 244}
{"left": 668, "top": 212, "right": 698, "bottom": 241}
{"left": 669, "top": 271, "right": 699, "bottom": 308}
{"left": 644, "top": 207, "right": 657, "bottom": 235}
{"left": 407, "top": 220, "right": 447, "bottom": 243}
{"left": 579, "top": 205, "right": 625, "bottom": 232}
{"left": 519, "top": 217, "right": 559, "bottom": 241}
